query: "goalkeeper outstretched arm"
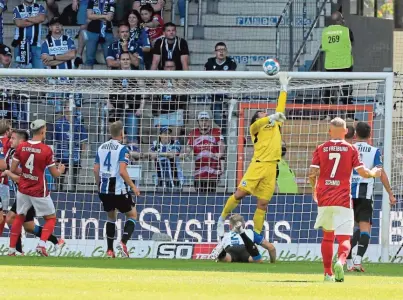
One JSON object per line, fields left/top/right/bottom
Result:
{"left": 249, "top": 73, "right": 290, "bottom": 134}
{"left": 275, "top": 73, "right": 290, "bottom": 114}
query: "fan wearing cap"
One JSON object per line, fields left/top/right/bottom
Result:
{"left": 0, "top": 44, "right": 12, "bottom": 68}
{"left": 41, "top": 17, "right": 76, "bottom": 69}
{"left": 145, "top": 127, "right": 183, "bottom": 189}
{"left": 8, "top": 119, "right": 65, "bottom": 257}
{"left": 183, "top": 111, "right": 225, "bottom": 193}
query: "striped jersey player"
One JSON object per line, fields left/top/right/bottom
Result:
{"left": 346, "top": 122, "right": 396, "bottom": 272}
{"left": 94, "top": 121, "right": 140, "bottom": 258}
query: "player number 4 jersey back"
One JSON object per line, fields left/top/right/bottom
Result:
{"left": 311, "top": 140, "right": 363, "bottom": 208}
{"left": 13, "top": 140, "right": 55, "bottom": 197}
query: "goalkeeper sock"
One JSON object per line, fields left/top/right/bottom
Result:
{"left": 16, "top": 234, "right": 22, "bottom": 253}
{"left": 220, "top": 195, "right": 240, "bottom": 219}
{"left": 347, "top": 229, "right": 360, "bottom": 259}
{"left": 121, "top": 218, "right": 136, "bottom": 244}
{"left": 40, "top": 218, "right": 56, "bottom": 243}
{"left": 321, "top": 231, "right": 334, "bottom": 275}
{"left": 336, "top": 235, "right": 351, "bottom": 265}
{"left": 356, "top": 231, "right": 370, "bottom": 262}
{"left": 239, "top": 232, "right": 261, "bottom": 261}
{"left": 34, "top": 225, "right": 58, "bottom": 245}
{"left": 253, "top": 208, "right": 266, "bottom": 234}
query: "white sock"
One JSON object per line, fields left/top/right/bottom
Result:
{"left": 346, "top": 259, "right": 354, "bottom": 268}
{"left": 8, "top": 247, "right": 16, "bottom": 253}
{"left": 38, "top": 240, "right": 46, "bottom": 248}
{"left": 218, "top": 216, "right": 225, "bottom": 223}
{"left": 354, "top": 255, "right": 362, "bottom": 265}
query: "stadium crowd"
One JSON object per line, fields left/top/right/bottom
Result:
{"left": 0, "top": 0, "right": 241, "bottom": 191}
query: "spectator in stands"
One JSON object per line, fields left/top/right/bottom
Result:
{"left": 72, "top": 0, "right": 89, "bottom": 67}
{"left": 12, "top": 0, "right": 46, "bottom": 69}
{"left": 204, "top": 42, "right": 237, "bottom": 139}
{"left": 86, "top": 0, "right": 115, "bottom": 68}
{"left": 152, "top": 59, "right": 187, "bottom": 139}
{"left": 0, "top": 0, "right": 5, "bottom": 44}
{"left": 41, "top": 18, "right": 77, "bottom": 69}
{"left": 183, "top": 111, "right": 225, "bottom": 193}
{"left": 151, "top": 22, "right": 189, "bottom": 71}
{"left": 140, "top": 4, "right": 163, "bottom": 69}
{"left": 145, "top": 127, "right": 183, "bottom": 189}
{"left": 133, "top": 0, "right": 164, "bottom": 16}
{"left": 108, "top": 52, "right": 145, "bottom": 145}
{"left": 127, "top": 10, "right": 151, "bottom": 69}
{"left": 45, "top": 0, "right": 60, "bottom": 21}
{"left": 54, "top": 105, "right": 88, "bottom": 191}
{"left": 106, "top": 23, "right": 140, "bottom": 69}
{"left": 321, "top": 11, "right": 354, "bottom": 120}
{"left": 0, "top": 44, "right": 12, "bottom": 68}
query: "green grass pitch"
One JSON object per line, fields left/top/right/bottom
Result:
{"left": 0, "top": 257, "right": 402, "bottom": 299}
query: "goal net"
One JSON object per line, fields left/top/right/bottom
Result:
{"left": 0, "top": 69, "right": 397, "bottom": 262}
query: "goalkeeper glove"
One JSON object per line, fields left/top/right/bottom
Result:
{"left": 279, "top": 73, "right": 291, "bottom": 92}
{"left": 269, "top": 112, "right": 286, "bottom": 125}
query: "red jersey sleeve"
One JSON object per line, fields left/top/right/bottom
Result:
{"left": 351, "top": 145, "right": 364, "bottom": 170}
{"left": 310, "top": 146, "right": 320, "bottom": 168}
{"left": 45, "top": 146, "right": 55, "bottom": 167}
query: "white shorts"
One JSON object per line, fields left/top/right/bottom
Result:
{"left": 314, "top": 206, "right": 354, "bottom": 235}
{"left": 16, "top": 191, "right": 55, "bottom": 217}
{"left": 0, "top": 184, "right": 10, "bottom": 211}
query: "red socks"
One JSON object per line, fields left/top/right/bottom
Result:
{"left": 10, "top": 215, "right": 25, "bottom": 248}
{"left": 321, "top": 231, "right": 335, "bottom": 275}
{"left": 41, "top": 218, "right": 56, "bottom": 242}
{"left": 336, "top": 235, "right": 351, "bottom": 265}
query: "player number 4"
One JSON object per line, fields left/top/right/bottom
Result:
{"left": 329, "top": 153, "right": 340, "bottom": 178}
{"left": 104, "top": 152, "right": 112, "bottom": 171}
{"left": 25, "top": 153, "right": 35, "bottom": 174}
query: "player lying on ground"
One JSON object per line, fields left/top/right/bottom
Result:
{"left": 346, "top": 122, "right": 396, "bottom": 272}
{"left": 309, "top": 117, "right": 381, "bottom": 282}
{"left": 94, "top": 121, "right": 141, "bottom": 258}
{"left": 8, "top": 120, "right": 66, "bottom": 257}
{"left": 217, "top": 73, "right": 290, "bottom": 238}
{"left": 211, "top": 214, "right": 276, "bottom": 263}
{"left": 0, "top": 130, "right": 64, "bottom": 255}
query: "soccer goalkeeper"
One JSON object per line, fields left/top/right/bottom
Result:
{"left": 217, "top": 74, "right": 290, "bottom": 238}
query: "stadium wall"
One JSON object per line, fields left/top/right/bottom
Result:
{"left": 0, "top": 194, "right": 402, "bottom": 261}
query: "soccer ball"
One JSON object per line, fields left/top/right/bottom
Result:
{"left": 263, "top": 59, "right": 280, "bottom": 76}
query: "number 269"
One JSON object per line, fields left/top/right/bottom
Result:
{"left": 328, "top": 35, "right": 340, "bottom": 43}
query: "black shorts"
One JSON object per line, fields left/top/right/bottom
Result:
{"left": 353, "top": 198, "right": 373, "bottom": 224}
{"left": 225, "top": 245, "right": 250, "bottom": 263}
{"left": 10, "top": 201, "right": 36, "bottom": 223}
{"left": 99, "top": 193, "right": 135, "bottom": 213}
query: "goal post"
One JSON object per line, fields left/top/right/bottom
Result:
{"left": 0, "top": 68, "right": 396, "bottom": 262}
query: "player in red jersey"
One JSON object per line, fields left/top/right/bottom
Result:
{"left": 0, "top": 120, "right": 11, "bottom": 221}
{"left": 309, "top": 117, "right": 381, "bottom": 282}
{"left": 8, "top": 120, "right": 65, "bottom": 257}
{"left": 184, "top": 111, "right": 225, "bottom": 192}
